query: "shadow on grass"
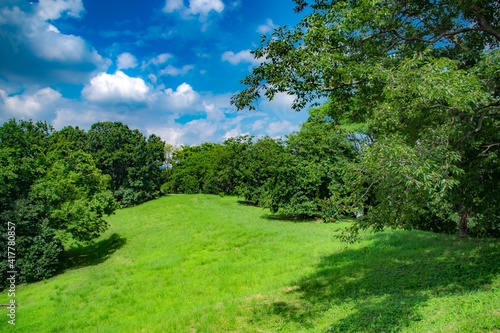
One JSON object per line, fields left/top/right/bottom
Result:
{"left": 62, "top": 233, "right": 126, "bottom": 270}
{"left": 261, "top": 213, "right": 319, "bottom": 223}
{"left": 255, "top": 231, "right": 500, "bottom": 332}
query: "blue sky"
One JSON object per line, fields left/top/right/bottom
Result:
{"left": 0, "top": 0, "right": 310, "bottom": 145}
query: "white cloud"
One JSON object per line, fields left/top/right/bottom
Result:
{"left": 223, "top": 128, "right": 249, "bottom": 140}
{"left": 189, "top": 0, "right": 224, "bottom": 15}
{"left": 163, "top": 0, "right": 224, "bottom": 19}
{"left": 203, "top": 102, "right": 225, "bottom": 121}
{"left": 160, "top": 83, "right": 200, "bottom": 111}
{"left": 148, "top": 73, "right": 158, "bottom": 83}
{"left": 117, "top": 52, "right": 138, "bottom": 69}
{"left": 257, "top": 18, "right": 277, "bottom": 34}
{"left": 0, "top": 0, "right": 107, "bottom": 84}
{"left": 36, "top": 0, "right": 84, "bottom": 20}
{"left": 267, "top": 120, "right": 297, "bottom": 137}
{"left": 221, "top": 49, "right": 261, "bottom": 66}
{"left": 148, "top": 126, "right": 184, "bottom": 146}
{"left": 32, "top": 31, "right": 102, "bottom": 64}
{"left": 147, "top": 118, "right": 219, "bottom": 146}
{"left": 0, "top": 6, "right": 26, "bottom": 25}
{"left": 46, "top": 24, "right": 60, "bottom": 33}
{"left": 4, "top": 1, "right": 90, "bottom": 63}
{"left": 82, "top": 71, "right": 150, "bottom": 103}
{"left": 152, "top": 53, "right": 174, "bottom": 64}
{"left": 141, "top": 53, "right": 173, "bottom": 71}
{"left": 0, "top": 87, "right": 62, "bottom": 119}
{"left": 52, "top": 107, "right": 135, "bottom": 130}
{"left": 252, "top": 118, "right": 267, "bottom": 131}
{"left": 160, "top": 64, "right": 194, "bottom": 76}
{"left": 163, "top": 0, "right": 184, "bottom": 13}
{"left": 270, "top": 92, "right": 295, "bottom": 109}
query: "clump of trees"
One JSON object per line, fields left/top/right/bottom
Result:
{"left": 231, "top": 0, "right": 500, "bottom": 240}
{"left": 0, "top": 120, "right": 165, "bottom": 287}
{"left": 86, "top": 122, "right": 165, "bottom": 206}
{"left": 164, "top": 106, "right": 360, "bottom": 219}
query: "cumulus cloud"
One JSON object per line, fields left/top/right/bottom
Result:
{"left": 256, "top": 18, "right": 277, "bottom": 34}
{"left": 82, "top": 71, "right": 149, "bottom": 103}
{"left": 36, "top": 0, "right": 84, "bottom": 20}
{"left": 147, "top": 113, "right": 255, "bottom": 146}
{"left": 160, "top": 82, "right": 200, "bottom": 111}
{"left": 117, "top": 52, "right": 138, "bottom": 69}
{"left": 221, "top": 49, "right": 262, "bottom": 66}
{"left": 31, "top": 30, "right": 102, "bottom": 64}
{"left": 0, "top": 87, "right": 62, "bottom": 119}
{"left": 270, "top": 92, "right": 295, "bottom": 108}
{"left": 0, "top": 0, "right": 107, "bottom": 84}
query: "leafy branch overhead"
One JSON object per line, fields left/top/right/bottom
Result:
{"left": 232, "top": 0, "right": 500, "bottom": 239}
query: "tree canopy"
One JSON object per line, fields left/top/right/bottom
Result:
{"left": 87, "top": 122, "right": 166, "bottom": 206}
{"left": 0, "top": 119, "right": 166, "bottom": 286}
{"left": 232, "top": 0, "right": 500, "bottom": 239}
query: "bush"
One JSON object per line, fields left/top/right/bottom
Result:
{"left": 17, "top": 228, "right": 64, "bottom": 283}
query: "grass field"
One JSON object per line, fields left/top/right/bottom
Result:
{"left": 1, "top": 194, "right": 499, "bottom": 332}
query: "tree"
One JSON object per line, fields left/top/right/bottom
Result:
{"left": 0, "top": 119, "right": 60, "bottom": 284}
{"left": 86, "top": 122, "right": 166, "bottom": 206}
{"left": 247, "top": 107, "right": 359, "bottom": 218}
{"left": 232, "top": 0, "right": 500, "bottom": 238}
{"left": 166, "top": 139, "right": 251, "bottom": 195}
{"left": 0, "top": 120, "right": 117, "bottom": 286}
{"left": 235, "top": 136, "right": 285, "bottom": 205}
{"left": 30, "top": 150, "right": 116, "bottom": 243}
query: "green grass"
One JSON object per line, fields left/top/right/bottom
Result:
{"left": 1, "top": 194, "right": 499, "bottom": 332}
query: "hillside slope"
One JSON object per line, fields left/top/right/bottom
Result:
{"left": 1, "top": 195, "right": 499, "bottom": 332}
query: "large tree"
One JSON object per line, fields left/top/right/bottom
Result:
{"left": 0, "top": 120, "right": 116, "bottom": 285}
{"left": 86, "top": 122, "right": 165, "bottom": 206}
{"left": 232, "top": 0, "right": 500, "bottom": 238}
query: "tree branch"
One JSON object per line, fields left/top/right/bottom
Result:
{"left": 479, "top": 143, "right": 500, "bottom": 156}
{"left": 470, "top": 4, "right": 500, "bottom": 40}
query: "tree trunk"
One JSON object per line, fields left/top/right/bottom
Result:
{"left": 458, "top": 206, "right": 469, "bottom": 238}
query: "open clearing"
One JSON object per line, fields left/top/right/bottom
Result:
{"left": 1, "top": 194, "right": 499, "bottom": 332}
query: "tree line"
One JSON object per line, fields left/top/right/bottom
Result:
{"left": 0, "top": 120, "right": 165, "bottom": 286}
{"left": 165, "top": 105, "right": 358, "bottom": 219}
{"left": 165, "top": 103, "right": 498, "bottom": 239}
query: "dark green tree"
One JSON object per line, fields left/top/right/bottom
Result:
{"left": 86, "top": 122, "right": 165, "bottom": 206}
{"left": 0, "top": 120, "right": 117, "bottom": 286}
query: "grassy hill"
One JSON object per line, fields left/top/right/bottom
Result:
{"left": 1, "top": 195, "right": 499, "bottom": 332}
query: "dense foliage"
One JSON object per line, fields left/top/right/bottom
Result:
{"left": 232, "top": 0, "right": 500, "bottom": 239}
{"left": 165, "top": 107, "right": 359, "bottom": 219}
{"left": 87, "top": 122, "right": 165, "bottom": 206}
{"left": 0, "top": 119, "right": 165, "bottom": 287}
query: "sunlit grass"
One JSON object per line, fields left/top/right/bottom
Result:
{"left": 1, "top": 194, "right": 499, "bottom": 332}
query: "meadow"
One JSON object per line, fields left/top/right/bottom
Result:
{"left": 1, "top": 194, "right": 499, "bottom": 332}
